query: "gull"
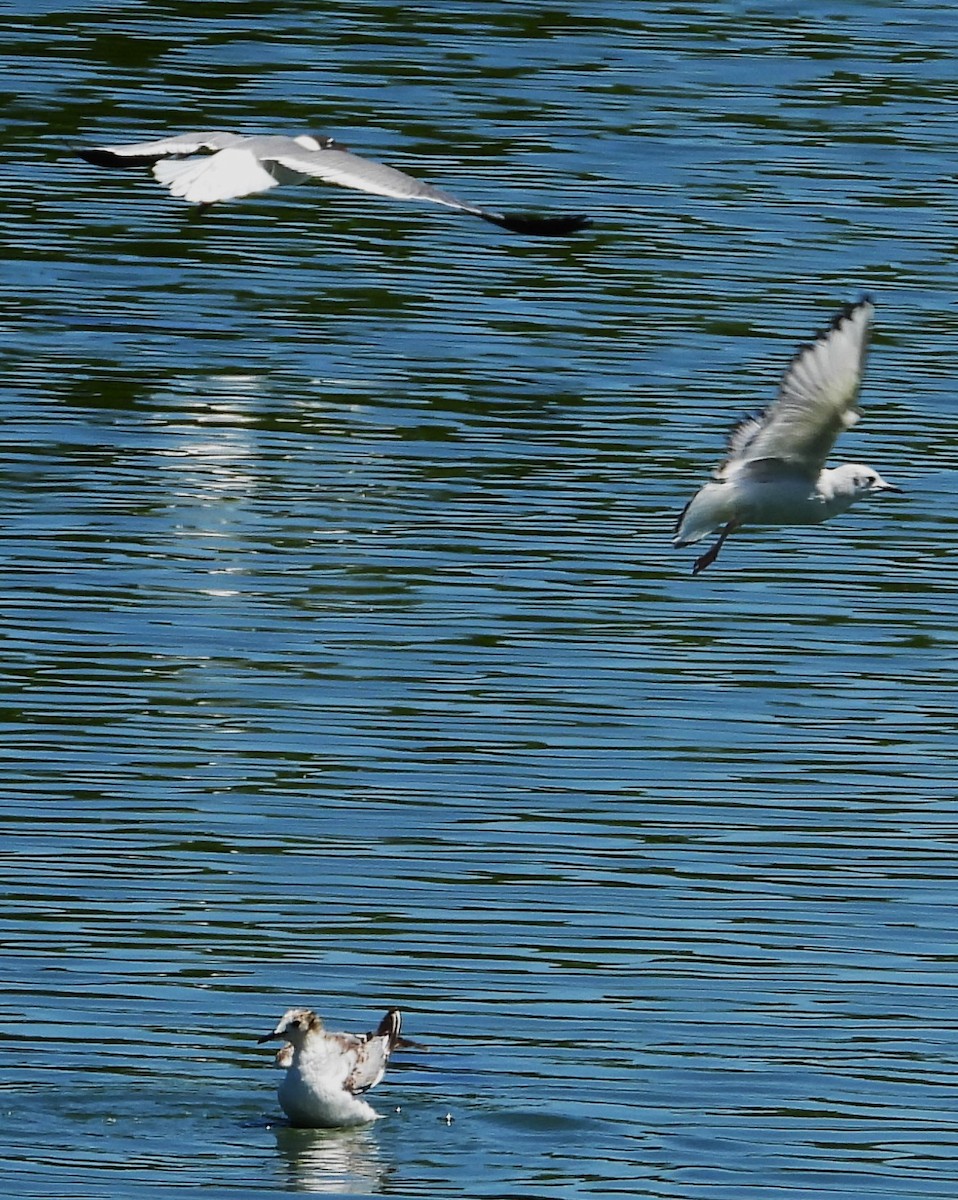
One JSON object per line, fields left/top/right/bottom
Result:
{"left": 259, "top": 1007, "right": 405, "bottom": 1128}
{"left": 673, "top": 298, "right": 901, "bottom": 574}
{"left": 77, "top": 131, "right": 590, "bottom": 235}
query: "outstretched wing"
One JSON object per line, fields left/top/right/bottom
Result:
{"left": 343, "top": 1010, "right": 403, "bottom": 1095}
{"left": 724, "top": 298, "right": 874, "bottom": 478}
{"left": 78, "top": 131, "right": 242, "bottom": 167}
{"left": 269, "top": 145, "right": 590, "bottom": 235}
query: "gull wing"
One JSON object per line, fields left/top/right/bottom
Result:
{"left": 270, "top": 146, "right": 590, "bottom": 235}
{"left": 152, "top": 148, "right": 281, "bottom": 203}
{"left": 723, "top": 298, "right": 874, "bottom": 478}
{"left": 343, "top": 1010, "right": 402, "bottom": 1095}
{"left": 78, "top": 131, "right": 242, "bottom": 168}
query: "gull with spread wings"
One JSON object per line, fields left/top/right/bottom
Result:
{"left": 673, "top": 298, "right": 901, "bottom": 574}
{"left": 78, "top": 131, "right": 590, "bottom": 236}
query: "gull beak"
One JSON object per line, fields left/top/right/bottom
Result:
{"left": 257, "top": 1026, "right": 282, "bottom": 1044}
{"left": 878, "top": 481, "right": 903, "bottom": 493}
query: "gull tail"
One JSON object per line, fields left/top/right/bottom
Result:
{"left": 673, "top": 495, "right": 709, "bottom": 548}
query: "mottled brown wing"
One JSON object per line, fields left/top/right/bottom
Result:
{"left": 343, "top": 1010, "right": 403, "bottom": 1095}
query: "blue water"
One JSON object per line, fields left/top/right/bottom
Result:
{"left": 3, "top": 2, "right": 958, "bottom": 1197}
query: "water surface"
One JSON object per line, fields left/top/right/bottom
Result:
{"left": 3, "top": 2, "right": 958, "bottom": 1197}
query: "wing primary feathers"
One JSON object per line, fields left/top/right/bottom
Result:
{"left": 478, "top": 210, "right": 592, "bottom": 236}
{"left": 77, "top": 146, "right": 165, "bottom": 168}
{"left": 720, "top": 296, "right": 874, "bottom": 475}
{"left": 780, "top": 295, "right": 874, "bottom": 400}
{"left": 374, "top": 1008, "right": 402, "bottom": 1047}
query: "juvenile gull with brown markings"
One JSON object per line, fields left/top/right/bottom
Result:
{"left": 259, "top": 1007, "right": 406, "bottom": 1128}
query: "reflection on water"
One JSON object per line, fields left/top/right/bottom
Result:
{"left": 272, "top": 1125, "right": 391, "bottom": 1195}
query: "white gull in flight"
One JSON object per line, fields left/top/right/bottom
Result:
{"left": 259, "top": 1007, "right": 406, "bottom": 1128}
{"left": 673, "top": 298, "right": 901, "bottom": 574}
{"left": 78, "top": 131, "right": 590, "bottom": 236}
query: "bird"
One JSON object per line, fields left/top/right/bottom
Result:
{"left": 673, "top": 298, "right": 901, "bottom": 574}
{"left": 77, "top": 131, "right": 590, "bottom": 236}
{"left": 259, "top": 1006, "right": 406, "bottom": 1128}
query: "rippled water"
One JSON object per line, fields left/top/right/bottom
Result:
{"left": 4, "top": 2, "right": 958, "bottom": 1197}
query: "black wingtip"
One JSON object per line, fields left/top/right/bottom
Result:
{"left": 375, "top": 1008, "right": 403, "bottom": 1046}
{"left": 833, "top": 295, "right": 875, "bottom": 328}
{"left": 483, "top": 211, "right": 592, "bottom": 237}
{"left": 77, "top": 146, "right": 159, "bottom": 168}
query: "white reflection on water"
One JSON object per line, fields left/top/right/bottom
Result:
{"left": 271, "top": 1124, "right": 391, "bottom": 1194}
{"left": 150, "top": 388, "right": 261, "bottom": 543}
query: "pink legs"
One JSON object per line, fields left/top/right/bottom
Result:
{"left": 692, "top": 521, "right": 738, "bottom": 575}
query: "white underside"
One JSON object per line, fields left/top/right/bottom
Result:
{"left": 674, "top": 467, "right": 854, "bottom": 546}
{"left": 152, "top": 149, "right": 302, "bottom": 204}
{"left": 278, "top": 1066, "right": 379, "bottom": 1128}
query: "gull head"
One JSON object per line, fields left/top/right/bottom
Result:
{"left": 293, "top": 134, "right": 348, "bottom": 152}
{"left": 258, "top": 1007, "right": 323, "bottom": 1046}
{"left": 818, "top": 462, "right": 902, "bottom": 519}
{"left": 832, "top": 463, "right": 903, "bottom": 499}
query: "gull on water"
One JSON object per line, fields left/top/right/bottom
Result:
{"left": 259, "top": 1007, "right": 406, "bottom": 1128}
{"left": 673, "top": 298, "right": 901, "bottom": 574}
{"left": 77, "top": 131, "right": 590, "bottom": 236}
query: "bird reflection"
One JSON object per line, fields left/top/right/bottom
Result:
{"left": 271, "top": 1123, "right": 393, "bottom": 1194}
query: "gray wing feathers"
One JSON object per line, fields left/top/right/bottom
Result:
{"left": 273, "top": 149, "right": 590, "bottom": 233}
{"left": 78, "top": 132, "right": 241, "bottom": 166}
{"left": 724, "top": 299, "right": 873, "bottom": 477}
{"left": 273, "top": 148, "right": 486, "bottom": 216}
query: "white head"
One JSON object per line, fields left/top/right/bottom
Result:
{"left": 832, "top": 463, "right": 901, "bottom": 497}
{"left": 259, "top": 1007, "right": 323, "bottom": 1047}
{"left": 294, "top": 134, "right": 347, "bottom": 152}
{"left": 818, "top": 463, "right": 901, "bottom": 518}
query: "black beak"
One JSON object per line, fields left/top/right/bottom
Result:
{"left": 880, "top": 482, "right": 903, "bottom": 493}
{"left": 257, "top": 1032, "right": 277, "bottom": 1044}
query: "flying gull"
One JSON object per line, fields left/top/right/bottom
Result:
{"left": 78, "top": 131, "right": 590, "bottom": 235}
{"left": 673, "top": 298, "right": 901, "bottom": 574}
{"left": 259, "top": 1007, "right": 406, "bottom": 1128}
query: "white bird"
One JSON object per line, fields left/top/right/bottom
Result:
{"left": 77, "top": 131, "right": 590, "bottom": 236}
{"left": 673, "top": 298, "right": 901, "bottom": 574}
{"left": 259, "top": 1007, "right": 405, "bottom": 1128}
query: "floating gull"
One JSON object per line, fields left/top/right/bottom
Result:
{"left": 77, "top": 131, "right": 590, "bottom": 235}
{"left": 259, "top": 1007, "right": 405, "bottom": 1128}
{"left": 673, "top": 298, "right": 901, "bottom": 574}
